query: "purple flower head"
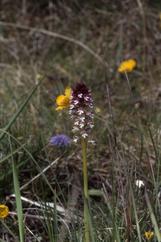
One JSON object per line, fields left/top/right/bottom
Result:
{"left": 50, "top": 134, "right": 71, "bottom": 147}
{"left": 69, "top": 82, "right": 94, "bottom": 142}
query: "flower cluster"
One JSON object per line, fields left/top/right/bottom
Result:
{"left": 69, "top": 82, "right": 94, "bottom": 142}
{"left": 50, "top": 134, "right": 71, "bottom": 147}
{"left": 118, "top": 59, "right": 136, "bottom": 73}
{"left": 0, "top": 204, "right": 9, "bottom": 219}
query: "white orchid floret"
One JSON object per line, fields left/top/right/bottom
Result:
{"left": 77, "top": 109, "right": 84, "bottom": 115}
{"left": 82, "top": 133, "right": 88, "bottom": 138}
{"left": 78, "top": 93, "right": 83, "bottom": 98}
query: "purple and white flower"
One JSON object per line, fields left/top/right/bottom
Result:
{"left": 69, "top": 82, "right": 94, "bottom": 142}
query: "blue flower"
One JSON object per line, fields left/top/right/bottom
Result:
{"left": 50, "top": 134, "right": 71, "bottom": 147}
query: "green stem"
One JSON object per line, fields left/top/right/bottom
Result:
{"left": 82, "top": 138, "right": 88, "bottom": 199}
{"left": 81, "top": 138, "right": 90, "bottom": 242}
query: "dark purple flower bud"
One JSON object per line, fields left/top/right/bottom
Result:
{"left": 50, "top": 134, "right": 71, "bottom": 147}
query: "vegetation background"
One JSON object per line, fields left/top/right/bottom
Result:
{"left": 0, "top": 0, "right": 161, "bottom": 241}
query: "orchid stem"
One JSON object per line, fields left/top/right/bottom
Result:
{"left": 81, "top": 138, "right": 90, "bottom": 242}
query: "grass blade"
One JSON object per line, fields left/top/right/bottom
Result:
{"left": 9, "top": 137, "right": 25, "bottom": 242}
{"left": 0, "top": 82, "right": 40, "bottom": 141}
{"left": 145, "top": 191, "right": 161, "bottom": 242}
{"left": 130, "top": 184, "right": 142, "bottom": 242}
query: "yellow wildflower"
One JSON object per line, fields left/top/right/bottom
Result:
{"left": 118, "top": 59, "right": 137, "bottom": 73}
{"left": 0, "top": 204, "right": 9, "bottom": 218}
{"left": 56, "top": 87, "right": 72, "bottom": 111}
{"left": 144, "top": 231, "right": 154, "bottom": 240}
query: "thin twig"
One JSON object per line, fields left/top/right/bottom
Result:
{"left": 19, "top": 157, "right": 59, "bottom": 191}
{"left": 9, "top": 195, "right": 65, "bottom": 214}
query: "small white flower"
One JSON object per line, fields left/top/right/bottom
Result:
{"left": 72, "top": 127, "right": 79, "bottom": 132}
{"left": 82, "top": 133, "right": 88, "bottom": 138}
{"left": 73, "top": 137, "right": 78, "bottom": 143}
{"left": 80, "top": 123, "right": 85, "bottom": 128}
{"left": 77, "top": 109, "right": 84, "bottom": 115}
{"left": 84, "top": 96, "right": 90, "bottom": 101}
{"left": 74, "top": 100, "right": 79, "bottom": 105}
{"left": 70, "top": 104, "right": 75, "bottom": 109}
{"left": 135, "top": 179, "right": 144, "bottom": 188}
{"left": 74, "top": 121, "right": 79, "bottom": 126}
{"left": 78, "top": 93, "right": 83, "bottom": 98}
{"left": 80, "top": 117, "right": 85, "bottom": 122}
